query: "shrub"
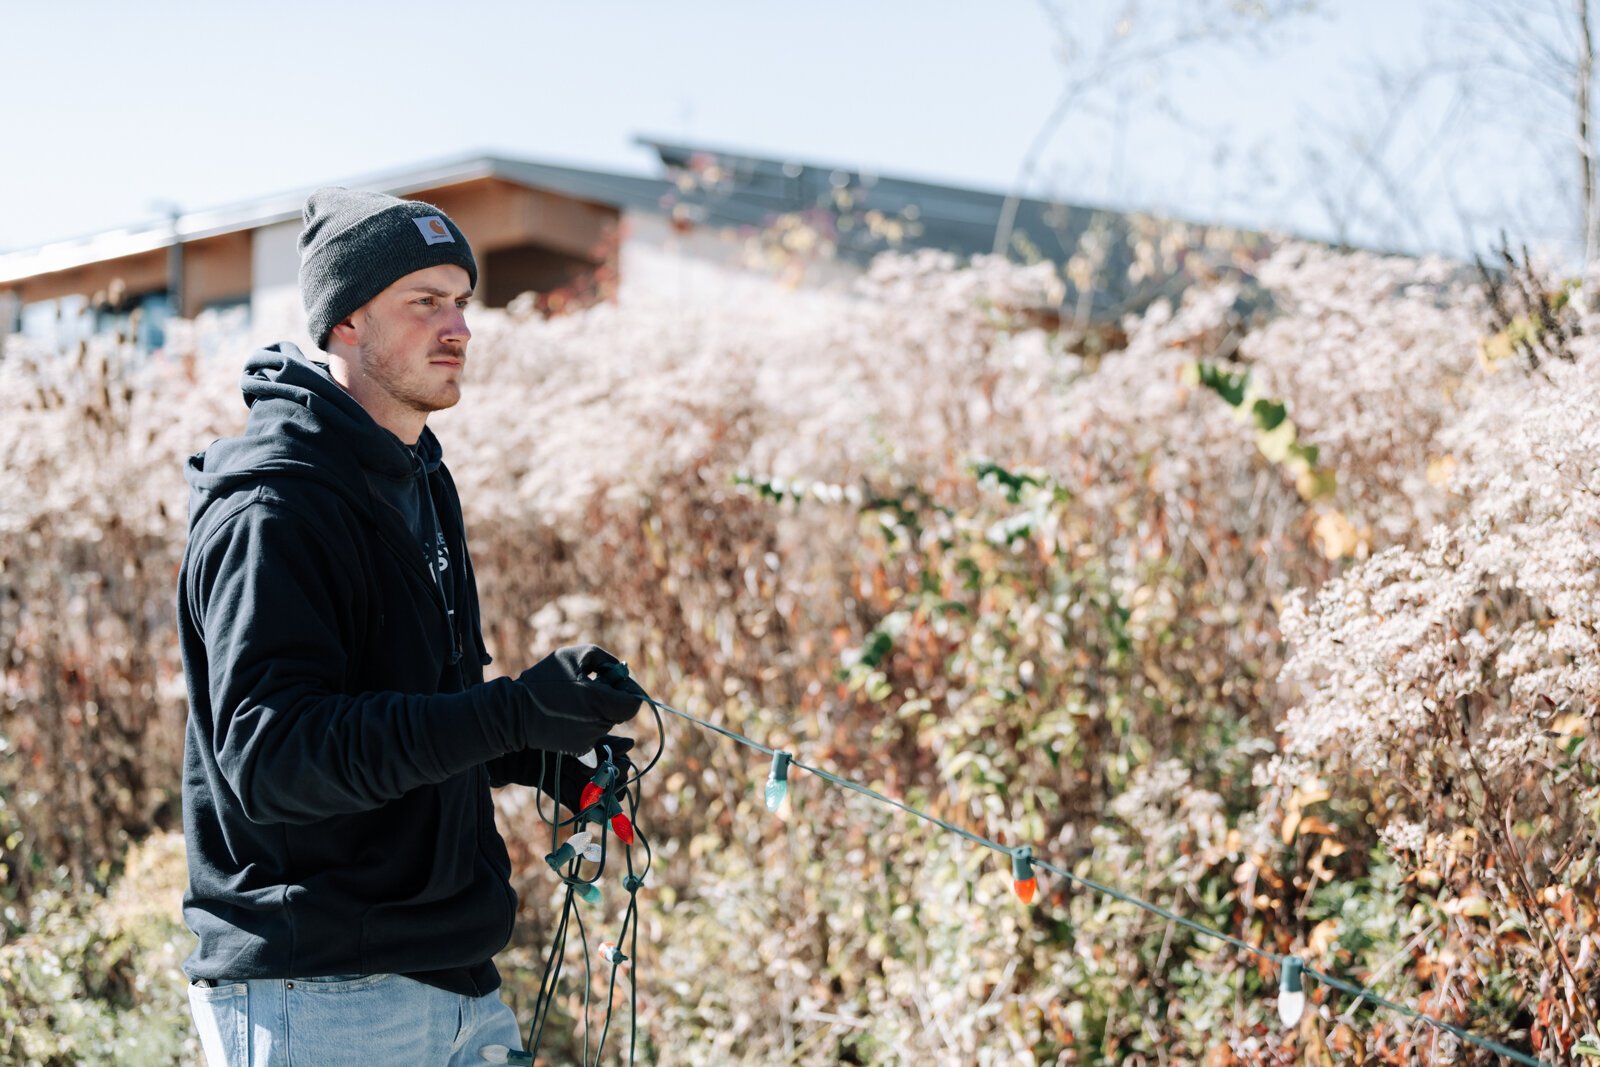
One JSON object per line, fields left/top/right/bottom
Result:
{"left": 0, "top": 832, "right": 197, "bottom": 1066}
{"left": 2, "top": 241, "right": 1575, "bottom": 1063}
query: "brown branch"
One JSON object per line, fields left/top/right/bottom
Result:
{"left": 1580, "top": 0, "right": 1598, "bottom": 263}
{"left": 1456, "top": 708, "right": 1599, "bottom": 1038}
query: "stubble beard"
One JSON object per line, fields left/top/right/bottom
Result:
{"left": 357, "top": 318, "right": 463, "bottom": 417}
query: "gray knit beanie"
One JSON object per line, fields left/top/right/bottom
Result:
{"left": 297, "top": 187, "right": 478, "bottom": 350}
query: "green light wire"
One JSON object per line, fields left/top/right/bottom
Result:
{"left": 642, "top": 695, "right": 1544, "bottom": 1066}
{"left": 1304, "top": 967, "right": 1542, "bottom": 1065}
{"left": 522, "top": 718, "right": 659, "bottom": 1067}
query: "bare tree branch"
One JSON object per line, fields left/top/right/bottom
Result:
{"left": 992, "top": 0, "right": 1314, "bottom": 255}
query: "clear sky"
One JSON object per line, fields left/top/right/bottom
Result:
{"left": 1, "top": 1, "right": 1556, "bottom": 259}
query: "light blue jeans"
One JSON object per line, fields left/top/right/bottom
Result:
{"left": 187, "top": 973, "right": 524, "bottom": 1066}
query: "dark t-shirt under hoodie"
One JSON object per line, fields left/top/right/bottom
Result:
{"left": 177, "top": 341, "right": 550, "bottom": 995}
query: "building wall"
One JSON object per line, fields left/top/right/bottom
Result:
{"left": 182, "top": 230, "right": 252, "bottom": 314}
{"left": 248, "top": 219, "right": 307, "bottom": 346}
{"left": 0, "top": 289, "right": 17, "bottom": 346}
{"left": 426, "top": 178, "right": 614, "bottom": 260}
{"left": 14, "top": 248, "right": 168, "bottom": 306}
{"left": 424, "top": 178, "right": 617, "bottom": 306}
{"left": 251, "top": 220, "right": 301, "bottom": 297}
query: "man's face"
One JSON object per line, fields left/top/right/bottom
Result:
{"left": 345, "top": 263, "right": 473, "bottom": 422}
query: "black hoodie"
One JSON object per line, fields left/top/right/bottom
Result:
{"left": 178, "top": 342, "right": 536, "bottom": 995}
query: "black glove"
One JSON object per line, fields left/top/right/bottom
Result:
{"left": 515, "top": 644, "right": 648, "bottom": 754}
{"left": 532, "top": 735, "right": 636, "bottom": 814}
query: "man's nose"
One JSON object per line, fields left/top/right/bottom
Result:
{"left": 441, "top": 306, "right": 470, "bottom": 346}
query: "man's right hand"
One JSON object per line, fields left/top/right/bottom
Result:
{"left": 527, "top": 735, "right": 636, "bottom": 814}
{"left": 514, "top": 645, "right": 647, "bottom": 754}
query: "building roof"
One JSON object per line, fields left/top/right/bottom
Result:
{"left": 0, "top": 154, "right": 674, "bottom": 287}
{"left": 629, "top": 137, "right": 1276, "bottom": 317}
{"left": 637, "top": 135, "right": 1087, "bottom": 260}
{"left": 1, "top": 141, "right": 1276, "bottom": 318}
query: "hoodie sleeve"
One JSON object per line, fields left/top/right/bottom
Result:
{"left": 189, "top": 495, "right": 532, "bottom": 825}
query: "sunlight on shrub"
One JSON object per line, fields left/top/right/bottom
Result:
{"left": 3, "top": 241, "right": 1585, "bottom": 1063}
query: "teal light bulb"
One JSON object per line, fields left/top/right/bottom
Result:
{"left": 765, "top": 751, "right": 792, "bottom": 813}
{"left": 575, "top": 882, "right": 602, "bottom": 905}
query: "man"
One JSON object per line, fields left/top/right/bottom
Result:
{"left": 176, "top": 188, "right": 644, "bottom": 1066}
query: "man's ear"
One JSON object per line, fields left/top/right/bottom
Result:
{"left": 327, "top": 313, "right": 360, "bottom": 350}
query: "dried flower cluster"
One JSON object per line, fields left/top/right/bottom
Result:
{"left": 1, "top": 240, "right": 1586, "bottom": 1064}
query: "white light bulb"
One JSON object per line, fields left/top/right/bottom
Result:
{"left": 1278, "top": 955, "right": 1306, "bottom": 1027}
{"left": 568, "top": 831, "right": 593, "bottom": 852}
{"left": 580, "top": 841, "right": 603, "bottom": 862}
{"left": 479, "top": 1046, "right": 509, "bottom": 1064}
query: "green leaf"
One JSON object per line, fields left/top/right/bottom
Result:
{"left": 973, "top": 461, "right": 1044, "bottom": 504}
{"left": 1251, "top": 397, "right": 1288, "bottom": 432}
{"left": 859, "top": 630, "right": 893, "bottom": 668}
{"left": 1195, "top": 361, "right": 1249, "bottom": 407}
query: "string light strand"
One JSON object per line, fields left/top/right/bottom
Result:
{"left": 641, "top": 695, "right": 1544, "bottom": 1066}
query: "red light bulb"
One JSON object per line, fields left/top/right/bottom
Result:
{"left": 611, "top": 813, "right": 635, "bottom": 844}
{"left": 1011, "top": 847, "right": 1037, "bottom": 905}
{"left": 579, "top": 782, "right": 603, "bottom": 811}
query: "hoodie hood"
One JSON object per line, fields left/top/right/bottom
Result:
{"left": 185, "top": 342, "right": 443, "bottom": 515}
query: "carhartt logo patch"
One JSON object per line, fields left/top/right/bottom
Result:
{"left": 413, "top": 216, "right": 454, "bottom": 245}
